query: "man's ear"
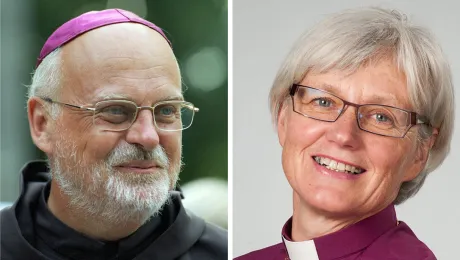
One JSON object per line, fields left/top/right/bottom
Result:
{"left": 277, "top": 102, "right": 288, "bottom": 147}
{"left": 28, "top": 97, "right": 54, "bottom": 154}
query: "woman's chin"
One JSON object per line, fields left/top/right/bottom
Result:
{"left": 299, "top": 190, "right": 365, "bottom": 217}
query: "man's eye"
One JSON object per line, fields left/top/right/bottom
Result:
{"left": 158, "top": 105, "right": 176, "bottom": 116}
{"left": 103, "top": 106, "right": 127, "bottom": 115}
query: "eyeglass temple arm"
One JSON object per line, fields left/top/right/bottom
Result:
{"left": 41, "top": 97, "right": 95, "bottom": 111}
{"left": 411, "top": 113, "right": 433, "bottom": 127}
{"left": 289, "top": 84, "right": 298, "bottom": 96}
{"left": 182, "top": 103, "right": 199, "bottom": 112}
{"left": 416, "top": 118, "right": 426, "bottom": 124}
{"left": 415, "top": 114, "right": 440, "bottom": 136}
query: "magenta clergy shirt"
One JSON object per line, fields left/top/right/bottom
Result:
{"left": 235, "top": 205, "right": 436, "bottom": 260}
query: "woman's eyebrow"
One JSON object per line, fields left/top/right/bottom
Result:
{"left": 318, "top": 83, "right": 406, "bottom": 107}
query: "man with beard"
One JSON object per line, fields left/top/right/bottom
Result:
{"left": 0, "top": 9, "right": 227, "bottom": 260}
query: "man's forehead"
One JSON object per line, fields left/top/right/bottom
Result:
{"left": 61, "top": 23, "right": 179, "bottom": 81}
{"left": 60, "top": 40, "right": 182, "bottom": 103}
{"left": 65, "top": 23, "right": 174, "bottom": 60}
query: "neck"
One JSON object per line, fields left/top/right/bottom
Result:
{"left": 291, "top": 193, "right": 362, "bottom": 242}
{"left": 47, "top": 181, "right": 144, "bottom": 241}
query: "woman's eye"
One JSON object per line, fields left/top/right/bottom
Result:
{"left": 371, "top": 113, "right": 395, "bottom": 125}
{"left": 376, "top": 113, "right": 389, "bottom": 122}
{"left": 313, "top": 98, "right": 333, "bottom": 107}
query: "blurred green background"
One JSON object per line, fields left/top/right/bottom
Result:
{"left": 0, "top": 0, "right": 228, "bottom": 203}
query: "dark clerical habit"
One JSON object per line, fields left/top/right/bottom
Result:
{"left": 1, "top": 161, "right": 227, "bottom": 260}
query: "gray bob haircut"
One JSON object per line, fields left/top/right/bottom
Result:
{"left": 269, "top": 7, "right": 455, "bottom": 204}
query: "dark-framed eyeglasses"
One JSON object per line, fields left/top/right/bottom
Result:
{"left": 289, "top": 84, "right": 432, "bottom": 138}
{"left": 41, "top": 97, "right": 199, "bottom": 132}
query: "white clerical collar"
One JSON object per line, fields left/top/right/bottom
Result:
{"left": 282, "top": 235, "right": 319, "bottom": 260}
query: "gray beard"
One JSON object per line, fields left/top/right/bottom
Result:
{"left": 50, "top": 140, "right": 181, "bottom": 227}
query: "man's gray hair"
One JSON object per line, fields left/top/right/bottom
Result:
{"left": 27, "top": 48, "right": 63, "bottom": 119}
{"left": 269, "top": 7, "right": 455, "bottom": 204}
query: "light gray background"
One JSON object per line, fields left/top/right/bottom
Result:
{"left": 233, "top": 1, "right": 460, "bottom": 259}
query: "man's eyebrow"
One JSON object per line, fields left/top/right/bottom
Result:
{"left": 157, "top": 95, "right": 184, "bottom": 102}
{"left": 96, "top": 93, "right": 130, "bottom": 101}
{"left": 94, "top": 94, "right": 184, "bottom": 102}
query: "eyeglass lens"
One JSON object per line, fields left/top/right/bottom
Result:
{"left": 293, "top": 87, "right": 411, "bottom": 137}
{"left": 93, "top": 100, "right": 195, "bottom": 131}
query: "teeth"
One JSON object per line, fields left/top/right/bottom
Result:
{"left": 329, "top": 160, "right": 337, "bottom": 169}
{"left": 337, "top": 163, "right": 345, "bottom": 171}
{"left": 313, "top": 156, "right": 364, "bottom": 174}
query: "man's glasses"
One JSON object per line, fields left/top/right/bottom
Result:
{"left": 289, "top": 84, "right": 431, "bottom": 138}
{"left": 41, "top": 97, "right": 199, "bottom": 132}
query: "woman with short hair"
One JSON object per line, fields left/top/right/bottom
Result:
{"left": 236, "top": 7, "right": 454, "bottom": 260}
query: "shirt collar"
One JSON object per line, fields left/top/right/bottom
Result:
{"left": 282, "top": 236, "right": 319, "bottom": 260}
{"left": 282, "top": 204, "right": 397, "bottom": 259}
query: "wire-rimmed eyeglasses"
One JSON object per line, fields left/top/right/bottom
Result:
{"left": 289, "top": 84, "right": 432, "bottom": 138}
{"left": 41, "top": 97, "right": 199, "bottom": 132}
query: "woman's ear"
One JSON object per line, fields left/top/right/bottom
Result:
{"left": 28, "top": 97, "right": 54, "bottom": 154}
{"left": 417, "top": 128, "right": 439, "bottom": 166}
{"left": 277, "top": 102, "right": 288, "bottom": 147}
{"left": 403, "top": 128, "right": 438, "bottom": 182}
{"left": 429, "top": 128, "right": 439, "bottom": 150}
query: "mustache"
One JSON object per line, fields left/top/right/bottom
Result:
{"left": 106, "top": 142, "right": 169, "bottom": 168}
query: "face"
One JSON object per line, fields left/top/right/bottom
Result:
{"left": 47, "top": 23, "right": 182, "bottom": 223}
{"left": 278, "top": 59, "right": 427, "bottom": 219}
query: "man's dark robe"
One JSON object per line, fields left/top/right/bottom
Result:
{"left": 1, "top": 161, "right": 227, "bottom": 260}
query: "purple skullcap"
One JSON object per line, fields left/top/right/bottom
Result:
{"left": 36, "top": 8, "right": 171, "bottom": 68}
